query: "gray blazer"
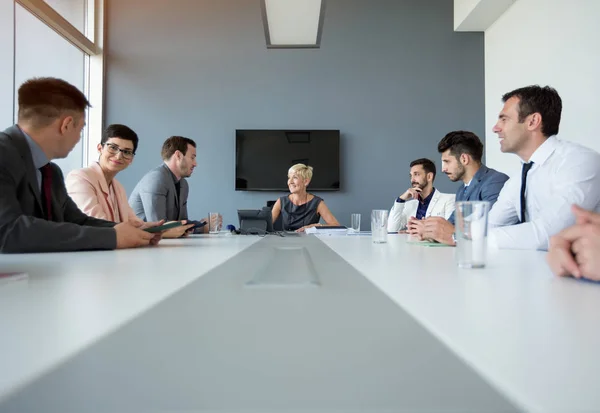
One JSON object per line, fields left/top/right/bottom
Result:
{"left": 0, "top": 126, "right": 117, "bottom": 253}
{"left": 129, "top": 164, "right": 189, "bottom": 222}
{"left": 448, "top": 165, "right": 509, "bottom": 224}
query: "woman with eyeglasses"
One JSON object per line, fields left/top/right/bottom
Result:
{"left": 66, "top": 124, "right": 142, "bottom": 224}
{"left": 66, "top": 124, "right": 192, "bottom": 238}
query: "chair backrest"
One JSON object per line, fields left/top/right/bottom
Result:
{"left": 265, "top": 200, "right": 283, "bottom": 230}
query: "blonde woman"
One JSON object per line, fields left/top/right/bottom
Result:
{"left": 271, "top": 163, "right": 340, "bottom": 232}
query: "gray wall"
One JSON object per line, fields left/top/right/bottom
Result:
{"left": 105, "top": 0, "right": 484, "bottom": 227}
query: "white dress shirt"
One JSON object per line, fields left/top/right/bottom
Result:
{"left": 488, "top": 136, "right": 600, "bottom": 250}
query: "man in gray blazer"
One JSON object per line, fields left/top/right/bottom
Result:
{"left": 412, "top": 130, "right": 509, "bottom": 244}
{"left": 0, "top": 77, "right": 159, "bottom": 253}
{"left": 130, "top": 136, "right": 213, "bottom": 232}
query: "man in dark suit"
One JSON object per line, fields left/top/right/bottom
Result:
{"left": 0, "top": 77, "right": 159, "bottom": 253}
{"left": 410, "top": 130, "right": 509, "bottom": 245}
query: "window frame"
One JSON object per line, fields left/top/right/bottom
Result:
{"left": 14, "top": 0, "right": 105, "bottom": 167}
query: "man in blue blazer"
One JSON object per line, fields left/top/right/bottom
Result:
{"left": 411, "top": 130, "right": 508, "bottom": 244}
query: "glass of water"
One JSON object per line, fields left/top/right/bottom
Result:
{"left": 208, "top": 212, "right": 222, "bottom": 234}
{"left": 455, "top": 201, "right": 490, "bottom": 268}
{"left": 371, "top": 210, "right": 388, "bottom": 243}
{"left": 350, "top": 213, "right": 361, "bottom": 232}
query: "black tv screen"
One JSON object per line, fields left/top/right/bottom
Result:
{"left": 235, "top": 130, "right": 340, "bottom": 191}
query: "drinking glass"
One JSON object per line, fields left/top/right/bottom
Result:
{"left": 371, "top": 210, "right": 388, "bottom": 243}
{"left": 455, "top": 201, "right": 490, "bottom": 268}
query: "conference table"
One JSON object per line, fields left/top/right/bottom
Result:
{"left": 0, "top": 232, "right": 599, "bottom": 413}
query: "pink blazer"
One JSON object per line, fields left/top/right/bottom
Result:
{"left": 66, "top": 162, "right": 142, "bottom": 224}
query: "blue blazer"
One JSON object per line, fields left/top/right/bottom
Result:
{"left": 448, "top": 165, "right": 509, "bottom": 224}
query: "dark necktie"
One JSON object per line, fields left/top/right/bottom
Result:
{"left": 40, "top": 164, "right": 53, "bottom": 221}
{"left": 520, "top": 162, "right": 534, "bottom": 223}
{"left": 174, "top": 180, "right": 181, "bottom": 216}
{"left": 175, "top": 181, "right": 181, "bottom": 206}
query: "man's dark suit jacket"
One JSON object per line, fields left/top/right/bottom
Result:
{"left": 0, "top": 125, "right": 117, "bottom": 253}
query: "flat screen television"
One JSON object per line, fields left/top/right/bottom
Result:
{"left": 235, "top": 129, "right": 340, "bottom": 191}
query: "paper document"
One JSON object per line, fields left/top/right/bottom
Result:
{"left": 305, "top": 226, "right": 348, "bottom": 235}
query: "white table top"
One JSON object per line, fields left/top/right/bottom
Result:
{"left": 318, "top": 234, "right": 600, "bottom": 413}
{"left": 1, "top": 233, "right": 599, "bottom": 413}
{"left": 0, "top": 234, "right": 260, "bottom": 403}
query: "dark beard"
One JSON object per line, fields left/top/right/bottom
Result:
{"left": 447, "top": 165, "right": 465, "bottom": 182}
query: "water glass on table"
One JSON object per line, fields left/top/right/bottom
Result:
{"left": 454, "top": 201, "right": 490, "bottom": 268}
{"left": 371, "top": 210, "right": 388, "bottom": 243}
{"left": 350, "top": 213, "right": 361, "bottom": 233}
{"left": 208, "top": 212, "right": 222, "bottom": 234}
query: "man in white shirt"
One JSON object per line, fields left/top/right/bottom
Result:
{"left": 387, "top": 158, "right": 455, "bottom": 232}
{"left": 488, "top": 85, "right": 600, "bottom": 250}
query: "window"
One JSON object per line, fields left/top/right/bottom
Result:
{"left": 2, "top": 0, "right": 104, "bottom": 175}
{"left": 14, "top": 3, "right": 87, "bottom": 174}
{"left": 0, "top": 2, "right": 15, "bottom": 127}
{"left": 43, "top": 0, "right": 87, "bottom": 34}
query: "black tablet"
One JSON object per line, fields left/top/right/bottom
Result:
{"left": 144, "top": 221, "right": 183, "bottom": 233}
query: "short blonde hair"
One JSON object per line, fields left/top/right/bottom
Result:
{"left": 288, "top": 163, "right": 313, "bottom": 181}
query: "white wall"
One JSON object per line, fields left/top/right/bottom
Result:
{"left": 485, "top": 0, "right": 600, "bottom": 177}
{"left": 455, "top": 0, "right": 516, "bottom": 31}
{"left": 454, "top": 0, "right": 480, "bottom": 29}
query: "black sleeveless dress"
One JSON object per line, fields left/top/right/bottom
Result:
{"left": 279, "top": 195, "right": 323, "bottom": 231}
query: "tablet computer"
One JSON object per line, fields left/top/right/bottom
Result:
{"left": 144, "top": 221, "right": 183, "bottom": 233}
{"left": 186, "top": 220, "right": 207, "bottom": 231}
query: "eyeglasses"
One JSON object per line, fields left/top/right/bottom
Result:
{"left": 103, "top": 143, "right": 135, "bottom": 159}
